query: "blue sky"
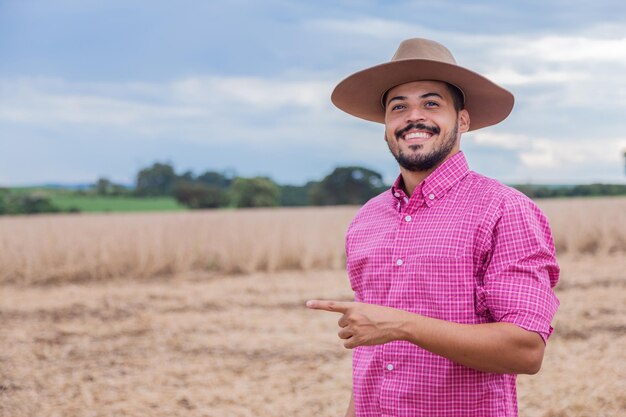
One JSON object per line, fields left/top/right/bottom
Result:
{"left": 1, "top": 0, "right": 626, "bottom": 186}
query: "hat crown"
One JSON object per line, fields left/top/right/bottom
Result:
{"left": 391, "top": 38, "right": 457, "bottom": 65}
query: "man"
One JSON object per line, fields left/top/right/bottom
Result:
{"left": 306, "top": 38, "right": 560, "bottom": 417}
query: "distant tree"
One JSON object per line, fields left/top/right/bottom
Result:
{"left": 178, "top": 170, "right": 195, "bottom": 182}
{"left": 94, "top": 177, "right": 130, "bottom": 196}
{"left": 0, "top": 188, "right": 9, "bottom": 214}
{"left": 197, "top": 170, "right": 233, "bottom": 190}
{"left": 3, "top": 193, "right": 60, "bottom": 214}
{"left": 230, "top": 177, "right": 280, "bottom": 208}
{"left": 95, "top": 178, "right": 112, "bottom": 195}
{"left": 135, "top": 162, "right": 177, "bottom": 196}
{"left": 513, "top": 183, "right": 626, "bottom": 199}
{"left": 173, "top": 181, "right": 228, "bottom": 209}
{"left": 310, "top": 166, "right": 386, "bottom": 205}
{"left": 279, "top": 182, "right": 317, "bottom": 206}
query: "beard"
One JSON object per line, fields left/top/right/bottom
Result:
{"left": 387, "top": 122, "right": 459, "bottom": 172}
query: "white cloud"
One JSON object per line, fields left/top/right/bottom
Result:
{"left": 467, "top": 131, "right": 531, "bottom": 150}
{"left": 519, "top": 137, "right": 626, "bottom": 169}
{"left": 169, "top": 77, "right": 333, "bottom": 109}
{"left": 469, "top": 130, "right": 626, "bottom": 172}
{"left": 308, "top": 17, "right": 626, "bottom": 94}
{"left": 0, "top": 75, "right": 336, "bottom": 138}
{"left": 482, "top": 68, "right": 588, "bottom": 86}
{"left": 0, "top": 74, "right": 390, "bottom": 177}
{"left": 502, "top": 36, "right": 626, "bottom": 65}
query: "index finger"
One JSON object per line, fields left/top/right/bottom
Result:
{"left": 306, "top": 300, "right": 353, "bottom": 313}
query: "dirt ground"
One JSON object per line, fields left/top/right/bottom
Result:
{"left": 1, "top": 254, "right": 625, "bottom": 417}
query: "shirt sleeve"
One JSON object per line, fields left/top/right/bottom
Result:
{"left": 477, "top": 193, "right": 560, "bottom": 342}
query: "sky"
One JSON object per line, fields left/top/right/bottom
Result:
{"left": 1, "top": 0, "right": 626, "bottom": 187}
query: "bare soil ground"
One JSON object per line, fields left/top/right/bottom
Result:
{"left": 1, "top": 254, "right": 625, "bottom": 417}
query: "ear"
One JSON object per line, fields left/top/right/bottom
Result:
{"left": 458, "top": 109, "right": 470, "bottom": 133}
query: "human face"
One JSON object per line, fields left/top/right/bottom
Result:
{"left": 384, "top": 80, "right": 470, "bottom": 172}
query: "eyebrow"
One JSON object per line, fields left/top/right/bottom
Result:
{"left": 386, "top": 92, "right": 445, "bottom": 106}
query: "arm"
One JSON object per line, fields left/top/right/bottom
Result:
{"left": 398, "top": 310, "right": 545, "bottom": 374}
{"left": 306, "top": 300, "right": 545, "bottom": 375}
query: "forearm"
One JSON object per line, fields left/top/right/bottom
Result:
{"left": 306, "top": 299, "right": 546, "bottom": 375}
{"left": 396, "top": 311, "right": 545, "bottom": 374}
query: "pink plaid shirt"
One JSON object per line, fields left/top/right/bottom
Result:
{"left": 345, "top": 151, "right": 560, "bottom": 417}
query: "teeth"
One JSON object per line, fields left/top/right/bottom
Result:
{"left": 405, "top": 131, "right": 431, "bottom": 140}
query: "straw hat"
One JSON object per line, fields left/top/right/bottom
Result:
{"left": 331, "top": 38, "right": 514, "bottom": 131}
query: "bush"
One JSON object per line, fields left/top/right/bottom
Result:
{"left": 173, "top": 181, "right": 228, "bottom": 209}
{"left": 1, "top": 192, "right": 61, "bottom": 214}
{"left": 310, "top": 166, "right": 386, "bottom": 205}
{"left": 230, "top": 177, "right": 280, "bottom": 208}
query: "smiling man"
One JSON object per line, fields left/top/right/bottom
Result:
{"left": 306, "top": 38, "right": 560, "bottom": 417}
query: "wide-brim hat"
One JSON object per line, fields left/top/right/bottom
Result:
{"left": 331, "top": 38, "right": 514, "bottom": 131}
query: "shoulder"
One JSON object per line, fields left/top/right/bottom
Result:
{"left": 461, "top": 172, "right": 552, "bottom": 244}
{"left": 465, "top": 171, "right": 542, "bottom": 215}
{"left": 347, "top": 189, "right": 393, "bottom": 231}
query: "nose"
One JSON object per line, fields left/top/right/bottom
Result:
{"left": 405, "top": 105, "right": 426, "bottom": 123}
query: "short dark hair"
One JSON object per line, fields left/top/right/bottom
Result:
{"left": 382, "top": 82, "right": 465, "bottom": 113}
{"left": 445, "top": 83, "right": 465, "bottom": 113}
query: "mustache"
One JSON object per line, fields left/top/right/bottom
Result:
{"left": 395, "top": 123, "right": 440, "bottom": 139}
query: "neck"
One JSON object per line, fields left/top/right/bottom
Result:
{"left": 400, "top": 151, "right": 458, "bottom": 197}
{"left": 400, "top": 168, "right": 433, "bottom": 197}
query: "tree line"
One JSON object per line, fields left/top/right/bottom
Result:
{"left": 1, "top": 162, "right": 625, "bottom": 215}
{"left": 132, "top": 162, "right": 387, "bottom": 208}
{"left": 0, "top": 163, "right": 388, "bottom": 214}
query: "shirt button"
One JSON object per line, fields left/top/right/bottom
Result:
{"left": 386, "top": 364, "right": 394, "bottom": 371}
{"left": 404, "top": 215, "right": 412, "bottom": 222}
{"left": 428, "top": 193, "right": 435, "bottom": 200}
{"left": 394, "top": 192, "right": 400, "bottom": 198}
{"left": 396, "top": 259, "right": 403, "bottom": 266}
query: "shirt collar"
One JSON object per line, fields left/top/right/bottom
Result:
{"left": 390, "top": 151, "right": 470, "bottom": 209}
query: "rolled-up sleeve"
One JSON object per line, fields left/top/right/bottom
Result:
{"left": 479, "top": 194, "right": 560, "bottom": 342}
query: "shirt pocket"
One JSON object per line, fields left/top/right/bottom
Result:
{"left": 394, "top": 255, "right": 479, "bottom": 323}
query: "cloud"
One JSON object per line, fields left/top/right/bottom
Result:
{"left": 519, "top": 137, "right": 626, "bottom": 168}
{"left": 482, "top": 68, "right": 588, "bottom": 86}
{"left": 169, "top": 77, "right": 333, "bottom": 110}
{"left": 0, "top": 75, "right": 337, "bottom": 140}
{"left": 468, "top": 130, "right": 626, "bottom": 173}
{"left": 468, "top": 131, "right": 531, "bottom": 150}
{"left": 501, "top": 36, "right": 626, "bottom": 65}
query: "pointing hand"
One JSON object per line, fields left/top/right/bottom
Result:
{"left": 306, "top": 299, "right": 408, "bottom": 349}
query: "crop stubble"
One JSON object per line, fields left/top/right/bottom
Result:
{"left": 1, "top": 198, "right": 625, "bottom": 416}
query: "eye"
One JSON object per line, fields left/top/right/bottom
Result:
{"left": 425, "top": 101, "right": 439, "bottom": 108}
{"left": 391, "top": 103, "right": 406, "bottom": 111}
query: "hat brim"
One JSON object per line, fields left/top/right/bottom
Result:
{"left": 331, "top": 59, "right": 514, "bottom": 131}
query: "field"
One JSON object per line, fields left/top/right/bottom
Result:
{"left": 4, "top": 187, "right": 186, "bottom": 213}
{"left": 49, "top": 195, "right": 186, "bottom": 213}
{"left": 1, "top": 197, "right": 625, "bottom": 417}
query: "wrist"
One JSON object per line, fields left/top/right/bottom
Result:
{"left": 395, "top": 309, "right": 419, "bottom": 342}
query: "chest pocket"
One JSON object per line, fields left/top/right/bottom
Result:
{"left": 391, "top": 255, "right": 479, "bottom": 323}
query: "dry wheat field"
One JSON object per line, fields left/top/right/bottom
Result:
{"left": 1, "top": 197, "right": 625, "bottom": 417}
